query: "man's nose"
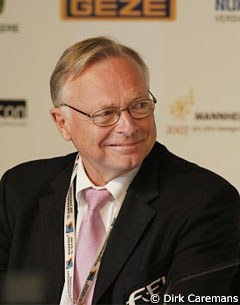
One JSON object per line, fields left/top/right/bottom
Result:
{"left": 115, "top": 110, "right": 137, "bottom": 133}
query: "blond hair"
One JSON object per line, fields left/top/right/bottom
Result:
{"left": 50, "top": 36, "right": 149, "bottom": 107}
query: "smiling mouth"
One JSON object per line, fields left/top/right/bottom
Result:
{"left": 108, "top": 140, "right": 143, "bottom": 147}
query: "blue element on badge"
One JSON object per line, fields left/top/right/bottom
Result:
{"left": 66, "top": 257, "right": 73, "bottom": 269}
{"left": 66, "top": 222, "right": 73, "bottom": 233}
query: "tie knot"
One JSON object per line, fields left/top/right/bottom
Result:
{"left": 83, "top": 188, "right": 112, "bottom": 211}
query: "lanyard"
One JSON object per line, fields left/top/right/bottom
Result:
{"left": 64, "top": 155, "right": 79, "bottom": 303}
{"left": 64, "top": 154, "right": 122, "bottom": 305}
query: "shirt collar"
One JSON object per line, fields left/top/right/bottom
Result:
{"left": 75, "top": 156, "right": 139, "bottom": 204}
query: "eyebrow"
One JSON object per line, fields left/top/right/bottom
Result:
{"left": 95, "top": 92, "right": 149, "bottom": 110}
{"left": 130, "top": 93, "right": 148, "bottom": 102}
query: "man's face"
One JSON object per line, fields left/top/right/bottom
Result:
{"left": 51, "top": 56, "right": 157, "bottom": 185}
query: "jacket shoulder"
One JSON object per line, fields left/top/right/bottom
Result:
{"left": 150, "top": 142, "right": 239, "bottom": 193}
{"left": 0, "top": 152, "right": 77, "bottom": 188}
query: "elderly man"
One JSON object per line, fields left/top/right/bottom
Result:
{"left": 0, "top": 37, "right": 239, "bottom": 305}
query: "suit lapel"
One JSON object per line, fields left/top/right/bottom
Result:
{"left": 93, "top": 192, "right": 157, "bottom": 303}
{"left": 38, "top": 155, "right": 76, "bottom": 301}
{"left": 94, "top": 143, "right": 165, "bottom": 303}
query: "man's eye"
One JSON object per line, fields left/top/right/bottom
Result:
{"left": 95, "top": 109, "right": 115, "bottom": 117}
{"left": 132, "top": 101, "right": 148, "bottom": 109}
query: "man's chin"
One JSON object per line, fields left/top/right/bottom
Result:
{"left": 111, "top": 158, "right": 142, "bottom": 175}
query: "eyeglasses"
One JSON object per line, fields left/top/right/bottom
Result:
{"left": 60, "top": 91, "right": 157, "bottom": 127}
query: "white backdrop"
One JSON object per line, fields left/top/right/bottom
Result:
{"left": 1, "top": 0, "right": 239, "bottom": 190}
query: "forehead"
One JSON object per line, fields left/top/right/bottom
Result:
{"left": 64, "top": 56, "right": 148, "bottom": 102}
{"left": 71, "top": 56, "right": 147, "bottom": 85}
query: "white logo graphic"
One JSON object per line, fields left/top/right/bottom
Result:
{"left": 126, "top": 277, "right": 166, "bottom": 305}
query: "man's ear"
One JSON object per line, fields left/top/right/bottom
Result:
{"left": 50, "top": 107, "right": 72, "bottom": 141}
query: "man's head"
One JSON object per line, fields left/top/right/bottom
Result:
{"left": 50, "top": 36, "right": 157, "bottom": 185}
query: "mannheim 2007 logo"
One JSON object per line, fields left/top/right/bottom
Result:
{"left": 62, "top": 0, "right": 176, "bottom": 20}
{"left": 166, "top": 89, "right": 240, "bottom": 136}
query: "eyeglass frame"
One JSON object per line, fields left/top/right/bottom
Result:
{"left": 59, "top": 90, "right": 157, "bottom": 127}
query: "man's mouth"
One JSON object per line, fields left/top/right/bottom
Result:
{"left": 108, "top": 140, "right": 143, "bottom": 147}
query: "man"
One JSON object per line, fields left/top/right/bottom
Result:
{"left": 0, "top": 36, "right": 239, "bottom": 305}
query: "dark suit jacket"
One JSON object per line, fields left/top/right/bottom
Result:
{"left": 0, "top": 142, "right": 240, "bottom": 304}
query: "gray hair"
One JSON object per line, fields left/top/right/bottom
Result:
{"left": 50, "top": 36, "right": 149, "bottom": 107}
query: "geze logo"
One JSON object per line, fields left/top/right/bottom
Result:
{"left": 0, "top": 100, "right": 27, "bottom": 119}
{"left": 62, "top": 0, "right": 176, "bottom": 19}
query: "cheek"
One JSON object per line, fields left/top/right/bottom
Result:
{"left": 71, "top": 124, "right": 109, "bottom": 153}
{"left": 140, "top": 117, "right": 156, "bottom": 136}
{"left": 151, "top": 120, "right": 157, "bottom": 137}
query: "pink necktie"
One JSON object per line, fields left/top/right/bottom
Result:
{"left": 74, "top": 188, "right": 111, "bottom": 305}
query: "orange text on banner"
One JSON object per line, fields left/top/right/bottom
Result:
{"left": 62, "top": 0, "right": 176, "bottom": 20}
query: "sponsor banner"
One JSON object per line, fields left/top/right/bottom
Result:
{"left": 0, "top": 0, "right": 4, "bottom": 13}
{"left": 0, "top": 100, "right": 27, "bottom": 126}
{"left": 165, "top": 89, "right": 240, "bottom": 136}
{"left": 0, "top": 0, "right": 20, "bottom": 33}
{"left": 61, "top": 0, "right": 176, "bottom": 20}
{"left": 0, "top": 23, "right": 19, "bottom": 32}
{"left": 215, "top": 0, "right": 240, "bottom": 23}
